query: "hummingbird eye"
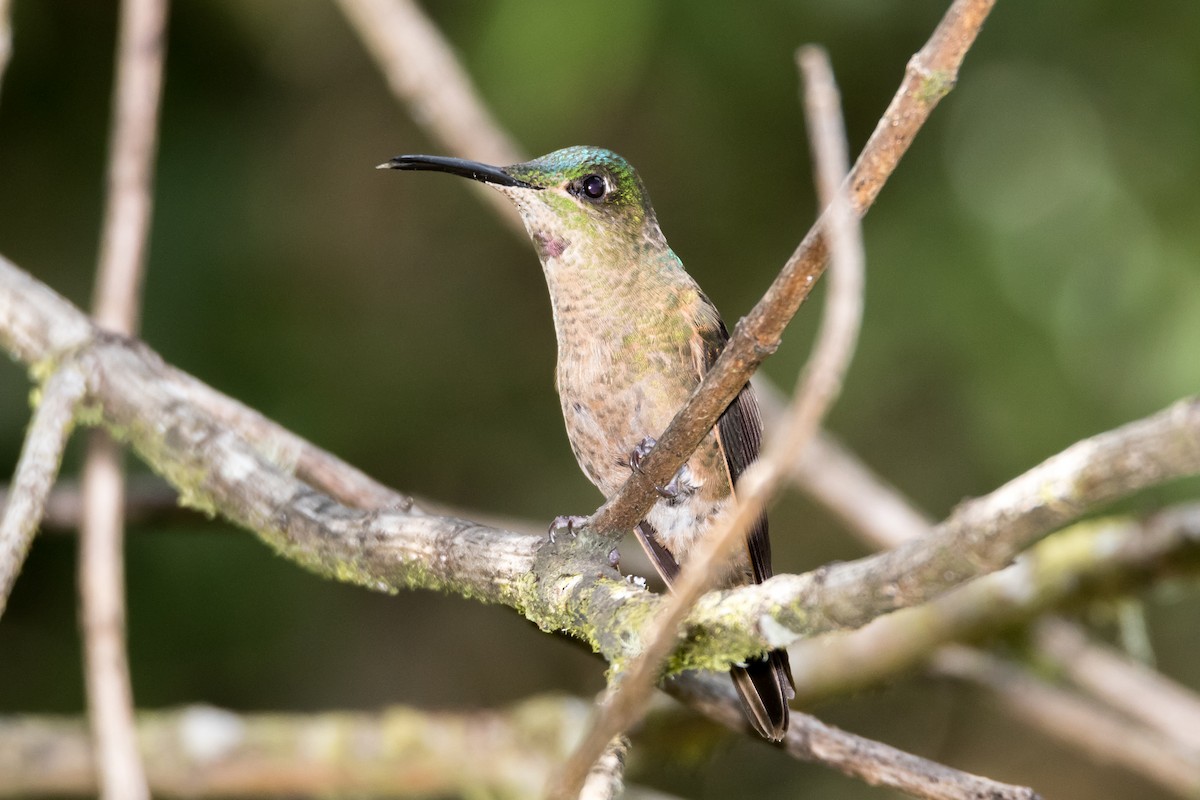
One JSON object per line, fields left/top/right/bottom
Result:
{"left": 580, "top": 174, "right": 607, "bottom": 199}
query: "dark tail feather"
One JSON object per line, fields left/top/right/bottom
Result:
{"left": 730, "top": 649, "right": 794, "bottom": 742}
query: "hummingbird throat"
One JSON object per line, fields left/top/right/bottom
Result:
{"left": 532, "top": 230, "right": 569, "bottom": 260}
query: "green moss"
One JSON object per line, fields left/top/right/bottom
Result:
{"left": 104, "top": 410, "right": 220, "bottom": 519}
{"left": 27, "top": 355, "right": 60, "bottom": 387}
{"left": 332, "top": 558, "right": 401, "bottom": 595}
{"left": 75, "top": 400, "right": 106, "bottom": 429}
{"left": 26, "top": 357, "right": 61, "bottom": 410}
{"left": 1030, "top": 517, "right": 1109, "bottom": 580}
{"left": 917, "top": 69, "right": 956, "bottom": 104}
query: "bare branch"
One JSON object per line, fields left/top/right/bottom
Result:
{"left": 0, "top": 0, "right": 11, "bottom": 105}
{"left": 590, "top": 0, "right": 997, "bottom": 538}
{"left": 185, "top": 378, "right": 412, "bottom": 511}
{"left": 0, "top": 476, "right": 192, "bottom": 532}
{"left": 670, "top": 397, "right": 1200, "bottom": 658}
{"left": 763, "top": 386, "right": 1200, "bottom": 783}
{"left": 81, "top": 1, "right": 169, "bottom": 798}
{"left": 91, "top": 0, "right": 166, "bottom": 335}
{"left": 30, "top": 463, "right": 1199, "bottom": 788}
{"left": 578, "top": 736, "right": 629, "bottom": 800}
{"left": 934, "top": 648, "right": 1200, "bottom": 798}
{"left": 1034, "top": 617, "right": 1200, "bottom": 753}
{"left": 0, "top": 256, "right": 93, "bottom": 363}
{"left": 800, "top": 399, "right": 1199, "bottom": 628}
{"left": 79, "top": 432, "right": 145, "bottom": 800}
{"left": 0, "top": 366, "right": 86, "bottom": 616}
{"left": 670, "top": 673, "right": 1040, "bottom": 800}
{"left": 786, "top": 505, "right": 1200, "bottom": 704}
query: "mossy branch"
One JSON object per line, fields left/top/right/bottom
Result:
{"left": 0, "top": 698, "right": 640, "bottom": 799}
{"left": 4, "top": 253, "right": 1200, "bottom": 678}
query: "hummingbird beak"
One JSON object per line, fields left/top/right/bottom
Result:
{"left": 377, "top": 154, "right": 540, "bottom": 190}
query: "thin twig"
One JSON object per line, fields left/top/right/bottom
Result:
{"left": 589, "top": 0, "right": 997, "bottom": 538}
{"left": 81, "top": 1, "right": 168, "bottom": 798}
{"left": 0, "top": 366, "right": 86, "bottom": 616}
{"left": 550, "top": 43, "right": 867, "bottom": 799}
{"left": 0, "top": 476, "right": 192, "bottom": 533}
{"left": 1034, "top": 617, "right": 1200, "bottom": 753}
{"left": 669, "top": 672, "right": 1040, "bottom": 800}
{"left": 578, "top": 736, "right": 628, "bottom": 800}
{"left": 0, "top": 0, "right": 12, "bottom": 105}
{"left": 91, "top": 0, "right": 167, "bottom": 334}
{"left": 934, "top": 648, "right": 1200, "bottom": 797}
{"left": 80, "top": 432, "right": 145, "bottom": 800}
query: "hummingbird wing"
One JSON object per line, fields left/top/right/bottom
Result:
{"left": 692, "top": 296, "right": 794, "bottom": 742}
{"left": 690, "top": 302, "right": 773, "bottom": 585}
{"left": 629, "top": 297, "right": 770, "bottom": 587}
{"left": 624, "top": 290, "right": 793, "bottom": 740}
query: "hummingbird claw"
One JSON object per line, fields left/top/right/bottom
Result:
{"left": 657, "top": 475, "right": 682, "bottom": 500}
{"left": 625, "top": 437, "right": 697, "bottom": 503}
{"left": 626, "top": 436, "right": 658, "bottom": 474}
{"left": 547, "top": 514, "right": 588, "bottom": 542}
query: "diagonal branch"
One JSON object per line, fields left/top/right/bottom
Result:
{"left": 0, "top": 365, "right": 87, "bottom": 616}
{"left": 0, "top": 476, "right": 195, "bottom": 532}
{"left": 0, "top": 0, "right": 11, "bottom": 106}
{"left": 590, "top": 0, "right": 997, "bottom": 538}
{"left": 1033, "top": 617, "right": 1200, "bottom": 753}
{"left": 669, "top": 672, "right": 1039, "bottom": 800}
{"left": 934, "top": 648, "right": 1200, "bottom": 797}
{"left": 678, "top": 396, "right": 1200, "bottom": 655}
{"left": 786, "top": 504, "right": 1200, "bottom": 705}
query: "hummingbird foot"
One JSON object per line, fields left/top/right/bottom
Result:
{"left": 626, "top": 436, "right": 699, "bottom": 505}
{"left": 547, "top": 514, "right": 588, "bottom": 543}
{"left": 626, "top": 435, "right": 658, "bottom": 473}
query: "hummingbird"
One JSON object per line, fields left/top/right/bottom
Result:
{"left": 380, "top": 146, "right": 794, "bottom": 741}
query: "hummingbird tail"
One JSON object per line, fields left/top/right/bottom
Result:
{"left": 730, "top": 648, "right": 794, "bottom": 742}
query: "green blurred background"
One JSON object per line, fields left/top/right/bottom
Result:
{"left": 1, "top": 1, "right": 1199, "bottom": 797}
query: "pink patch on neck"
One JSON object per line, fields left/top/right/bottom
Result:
{"left": 533, "top": 231, "right": 569, "bottom": 260}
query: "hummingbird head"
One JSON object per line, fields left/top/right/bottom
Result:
{"left": 380, "top": 146, "right": 664, "bottom": 263}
